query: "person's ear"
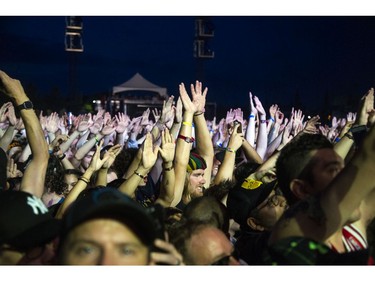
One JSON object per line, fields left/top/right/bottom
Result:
{"left": 246, "top": 217, "right": 265, "bottom": 231}
{"left": 290, "top": 179, "right": 310, "bottom": 201}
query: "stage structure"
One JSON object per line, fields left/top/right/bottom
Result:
{"left": 93, "top": 73, "right": 217, "bottom": 119}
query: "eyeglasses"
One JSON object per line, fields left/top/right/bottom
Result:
{"left": 257, "top": 194, "right": 282, "bottom": 210}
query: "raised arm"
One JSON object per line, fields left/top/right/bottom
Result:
{"left": 0, "top": 102, "right": 17, "bottom": 152}
{"left": 191, "top": 81, "right": 214, "bottom": 188}
{"left": 118, "top": 133, "right": 158, "bottom": 198}
{"left": 0, "top": 70, "right": 49, "bottom": 198}
{"left": 246, "top": 92, "right": 257, "bottom": 147}
{"left": 253, "top": 95, "right": 268, "bottom": 160}
{"left": 171, "top": 83, "right": 196, "bottom": 207}
{"left": 213, "top": 123, "right": 244, "bottom": 185}
{"left": 155, "top": 128, "right": 176, "bottom": 207}
{"left": 55, "top": 140, "right": 110, "bottom": 219}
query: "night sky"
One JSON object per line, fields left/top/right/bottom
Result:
{"left": 2, "top": 15, "right": 375, "bottom": 118}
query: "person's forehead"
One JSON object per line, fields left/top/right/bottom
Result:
{"left": 191, "top": 169, "right": 205, "bottom": 175}
{"left": 64, "top": 174, "right": 78, "bottom": 181}
{"left": 191, "top": 227, "right": 233, "bottom": 258}
{"left": 67, "top": 218, "right": 145, "bottom": 243}
{"left": 309, "top": 148, "right": 343, "bottom": 168}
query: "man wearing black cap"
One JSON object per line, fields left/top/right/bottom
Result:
{"left": 58, "top": 187, "right": 184, "bottom": 265}
{"left": 226, "top": 177, "right": 288, "bottom": 265}
{"left": 0, "top": 190, "right": 61, "bottom": 264}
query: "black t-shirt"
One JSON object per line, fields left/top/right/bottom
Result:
{"left": 234, "top": 228, "right": 271, "bottom": 265}
{"left": 262, "top": 236, "right": 371, "bottom": 265}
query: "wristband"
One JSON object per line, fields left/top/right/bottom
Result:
{"left": 95, "top": 136, "right": 100, "bottom": 143}
{"left": 178, "top": 134, "right": 195, "bottom": 143}
{"left": 79, "top": 177, "right": 90, "bottom": 184}
{"left": 194, "top": 112, "right": 204, "bottom": 116}
{"left": 225, "top": 147, "right": 236, "bottom": 153}
{"left": 260, "top": 119, "right": 267, "bottom": 124}
{"left": 134, "top": 171, "right": 145, "bottom": 179}
{"left": 182, "top": 121, "right": 193, "bottom": 127}
{"left": 270, "top": 117, "right": 275, "bottom": 122}
{"left": 58, "top": 154, "right": 66, "bottom": 160}
{"left": 164, "top": 166, "right": 174, "bottom": 171}
{"left": 344, "top": 133, "right": 354, "bottom": 140}
{"left": 249, "top": 115, "right": 255, "bottom": 119}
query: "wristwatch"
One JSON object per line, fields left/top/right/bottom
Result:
{"left": 178, "top": 134, "right": 195, "bottom": 143}
{"left": 17, "top": 100, "right": 33, "bottom": 110}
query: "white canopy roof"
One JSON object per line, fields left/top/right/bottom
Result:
{"left": 112, "top": 73, "right": 168, "bottom": 99}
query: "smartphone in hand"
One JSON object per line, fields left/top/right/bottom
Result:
{"left": 233, "top": 120, "right": 242, "bottom": 133}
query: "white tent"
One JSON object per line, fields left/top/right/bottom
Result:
{"left": 112, "top": 73, "right": 168, "bottom": 99}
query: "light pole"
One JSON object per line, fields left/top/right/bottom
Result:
{"left": 65, "top": 16, "right": 83, "bottom": 112}
{"left": 194, "top": 17, "right": 215, "bottom": 82}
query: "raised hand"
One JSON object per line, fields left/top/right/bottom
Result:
{"left": 356, "top": 88, "right": 374, "bottom": 125}
{"left": 173, "top": 96, "right": 183, "bottom": 124}
{"left": 164, "top": 96, "right": 175, "bottom": 125}
{"left": 292, "top": 109, "right": 305, "bottom": 133}
{"left": 303, "top": 115, "right": 320, "bottom": 134}
{"left": 87, "top": 140, "right": 111, "bottom": 172}
{"left": 190, "top": 80, "right": 208, "bottom": 114}
{"left": 101, "top": 117, "right": 117, "bottom": 136}
{"left": 227, "top": 123, "right": 245, "bottom": 151}
{"left": 275, "top": 110, "right": 284, "bottom": 125}
{"left": 7, "top": 157, "right": 23, "bottom": 179}
{"left": 179, "top": 83, "right": 197, "bottom": 114}
{"left": 141, "top": 108, "right": 151, "bottom": 126}
{"left": 45, "top": 112, "right": 60, "bottom": 134}
{"left": 114, "top": 112, "right": 130, "bottom": 134}
{"left": 39, "top": 111, "right": 47, "bottom": 131}
{"left": 249, "top": 92, "right": 258, "bottom": 116}
{"left": 77, "top": 114, "right": 93, "bottom": 133}
{"left": 158, "top": 128, "right": 176, "bottom": 163}
{"left": 0, "top": 102, "right": 10, "bottom": 123}
{"left": 101, "top": 144, "right": 123, "bottom": 169}
{"left": 141, "top": 133, "right": 159, "bottom": 170}
{"left": 49, "top": 134, "right": 70, "bottom": 154}
{"left": 150, "top": 239, "right": 184, "bottom": 266}
{"left": 347, "top": 112, "right": 357, "bottom": 123}
{"left": 6, "top": 103, "right": 17, "bottom": 126}
{"left": 152, "top": 108, "right": 161, "bottom": 123}
{"left": 269, "top": 104, "right": 279, "bottom": 122}
{"left": 90, "top": 111, "right": 104, "bottom": 135}
{"left": 253, "top": 95, "right": 266, "bottom": 118}
{"left": 225, "top": 108, "right": 235, "bottom": 125}
{"left": 58, "top": 113, "right": 69, "bottom": 135}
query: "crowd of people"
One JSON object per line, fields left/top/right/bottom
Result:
{"left": 0, "top": 69, "right": 375, "bottom": 265}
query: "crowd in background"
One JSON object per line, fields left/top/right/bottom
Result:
{"left": 1, "top": 70, "right": 375, "bottom": 265}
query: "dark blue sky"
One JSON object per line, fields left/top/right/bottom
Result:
{"left": 2, "top": 16, "right": 375, "bottom": 116}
